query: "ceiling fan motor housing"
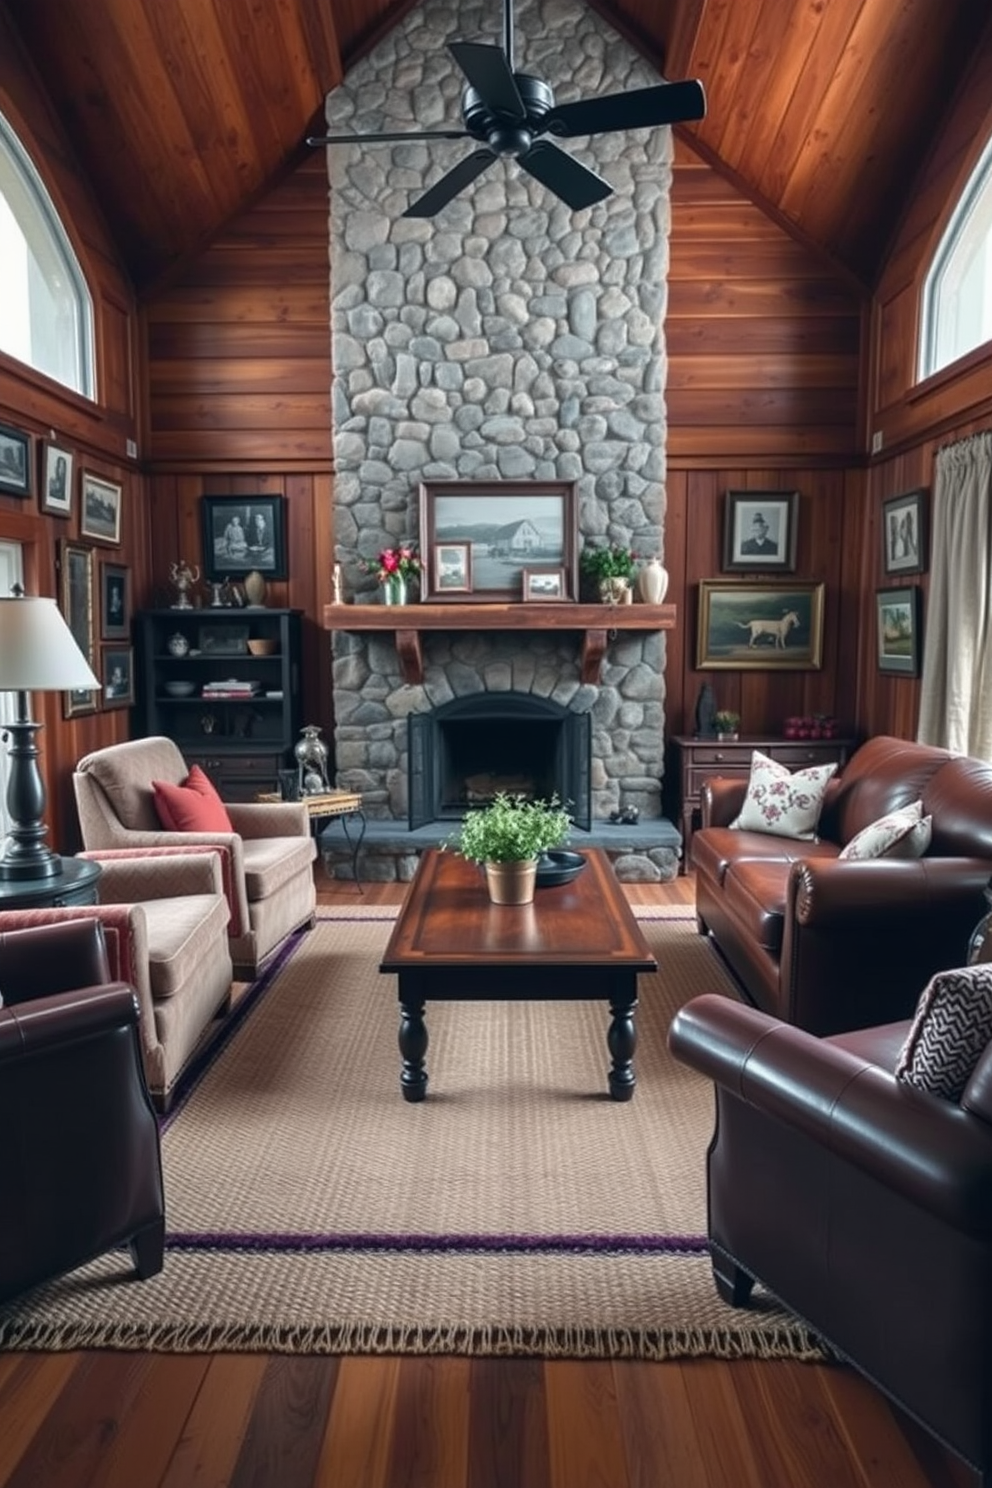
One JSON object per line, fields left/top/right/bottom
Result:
{"left": 463, "top": 73, "right": 554, "bottom": 154}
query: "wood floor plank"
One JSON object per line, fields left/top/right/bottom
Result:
{"left": 544, "top": 1359, "right": 629, "bottom": 1488}
{"left": 729, "top": 1360, "right": 871, "bottom": 1488}
{"left": 611, "top": 1360, "right": 712, "bottom": 1488}
{"left": 817, "top": 1366, "right": 951, "bottom": 1488}
{"left": 312, "top": 1355, "right": 401, "bottom": 1488}
{"left": 1, "top": 1354, "right": 153, "bottom": 1488}
{"left": 678, "top": 1359, "right": 767, "bottom": 1488}
{"left": 467, "top": 1357, "right": 551, "bottom": 1488}
{"left": 158, "top": 1354, "right": 268, "bottom": 1488}
{"left": 0, "top": 1355, "right": 79, "bottom": 1485}
{"left": 386, "top": 1356, "right": 471, "bottom": 1488}
{"left": 227, "top": 1357, "right": 339, "bottom": 1488}
{"left": 86, "top": 1355, "right": 210, "bottom": 1488}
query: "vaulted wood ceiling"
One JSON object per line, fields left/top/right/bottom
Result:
{"left": 4, "top": 0, "right": 989, "bottom": 295}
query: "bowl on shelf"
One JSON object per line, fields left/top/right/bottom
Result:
{"left": 247, "top": 638, "right": 277, "bottom": 657}
{"left": 163, "top": 680, "right": 196, "bottom": 698}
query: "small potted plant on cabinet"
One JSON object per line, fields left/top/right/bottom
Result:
{"left": 446, "top": 792, "right": 573, "bottom": 904}
{"left": 714, "top": 710, "right": 741, "bottom": 743}
{"left": 579, "top": 543, "right": 639, "bottom": 604}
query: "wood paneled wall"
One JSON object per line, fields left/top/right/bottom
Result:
{"left": 142, "top": 151, "right": 334, "bottom": 743}
{"left": 663, "top": 139, "right": 865, "bottom": 743}
{"left": 0, "top": 10, "right": 145, "bottom": 852}
{"left": 856, "top": 28, "right": 992, "bottom": 741}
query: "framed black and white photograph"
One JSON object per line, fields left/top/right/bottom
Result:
{"left": 202, "top": 495, "right": 288, "bottom": 580}
{"left": 522, "top": 566, "right": 567, "bottom": 601}
{"left": 876, "top": 586, "right": 922, "bottom": 675}
{"left": 40, "top": 439, "right": 73, "bottom": 516}
{"left": 100, "top": 561, "right": 130, "bottom": 640}
{"left": 0, "top": 421, "right": 32, "bottom": 498}
{"left": 59, "top": 540, "right": 98, "bottom": 717}
{"left": 418, "top": 479, "right": 578, "bottom": 602}
{"left": 882, "top": 488, "right": 927, "bottom": 577}
{"left": 433, "top": 541, "right": 472, "bottom": 594}
{"left": 697, "top": 580, "right": 825, "bottom": 670}
{"left": 723, "top": 490, "right": 799, "bottom": 573}
{"left": 80, "top": 471, "right": 122, "bottom": 545}
{"left": 102, "top": 646, "right": 134, "bottom": 708}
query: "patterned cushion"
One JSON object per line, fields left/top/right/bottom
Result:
{"left": 730, "top": 750, "right": 837, "bottom": 840}
{"left": 896, "top": 965, "right": 992, "bottom": 1101}
{"left": 838, "top": 800, "right": 933, "bottom": 860}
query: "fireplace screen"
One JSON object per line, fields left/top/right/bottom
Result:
{"left": 409, "top": 693, "right": 591, "bottom": 830}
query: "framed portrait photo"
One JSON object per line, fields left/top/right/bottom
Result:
{"left": 0, "top": 421, "right": 32, "bottom": 498}
{"left": 723, "top": 490, "right": 799, "bottom": 573}
{"left": 697, "top": 579, "right": 825, "bottom": 670}
{"left": 202, "top": 495, "right": 287, "bottom": 580}
{"left": 882, "top": 488, "right": 927, "bottom": 577}
{"left": 419, "top": 479, "right": 578, "bottom": 602}
{"left": 100, "top": 561, "right": 130, "bottom": 640}
{"left": 522, "top": 566, "right": 567, "bottom": 601}
{"left": 80, "top": 471, "right": 123, "bottom": 545}
{"left": 102, "top": 646, "right": 134, "bottom": 708}
{"left": 876, "top": 586, "right": 922, "bottom": 675}
{"left": 40, "top": 439, "right": 74, "bottom": 516}
{"left": 433, "top": 541, "right": 472, "bottom": 595}
{"left": 59, "top": 540, "right": 98, "bottom": 717}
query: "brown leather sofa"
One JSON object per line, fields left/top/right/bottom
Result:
{"left": 692, "top": 734, "right": 992, "bottom": 1033}
{"left": 0, "top": 919, "right": 165, "bottom": 1304}
{"left": 669, "top": 992, "right": 992, "bottom": 1486}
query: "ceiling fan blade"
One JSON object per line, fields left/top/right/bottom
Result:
{"left": 517, "top": 140, "right": 612, "bottom": 211}
{"left": 402, "top": 148, "right": 497, "bottom": 218}
{"left": 448, "top": 41, "right": 525, "bottom": 120}
{"left": 544, "top": 79, "right": 706, "bottom": 138}
{"left": 307, "top": 128, "right": 470, "bottom": 146}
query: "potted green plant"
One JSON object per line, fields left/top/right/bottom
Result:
{"left": 714, "top": 710, "right": 741, "bottom": 742}
{"left": 446, "top": 792, "right": 572, "bottom": 904}
{"left": 579, "top": 543, "right": 638, "bottom": 603}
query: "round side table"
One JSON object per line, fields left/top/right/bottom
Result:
{"left": 0, "top": 857, "right": 102, "bottom": 909}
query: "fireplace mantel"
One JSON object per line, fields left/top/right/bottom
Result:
{"left": 323, "top": 602, "right": 677, "bottom": 685}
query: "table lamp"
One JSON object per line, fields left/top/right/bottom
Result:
{"left": 0, "top": 585, "right": 99, "bottom": 881}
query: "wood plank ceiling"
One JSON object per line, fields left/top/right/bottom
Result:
{"left": 3, "top": 0, "right": 989, "bottom": 295}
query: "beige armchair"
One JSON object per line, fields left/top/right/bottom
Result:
{"left": 0, "top": 847, "right": 233, "bottom": 1110}
{"left": 74, "top": 736, "right": 317, "bottom": 978}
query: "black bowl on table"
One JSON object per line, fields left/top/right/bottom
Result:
{"left": 535, "top": 850, "right": 587, "bottom": 888}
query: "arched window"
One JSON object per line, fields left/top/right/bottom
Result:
{"left": 0, "top": 110, "right": 95, "bottom": 399}
{"left": 919, "top": 134, "right": 992, "bottom": 381}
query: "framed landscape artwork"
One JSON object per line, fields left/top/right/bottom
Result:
{"left": 522, "top": 566, "right": 567, "bottom": 600}
{"left": 876, "top": 586, "right": 922, "bottom": 675}
{"left": 697, "top": 580, "right": 825, "bottom": 670}
{"left": 80, "top": 471, "right": 122, "bottom": 545}
{"left": 0, "top": 421, "right": 31, "bottom": 498}
{"left": 433, "top": 541, "right": 472, "bottom": 594}
{"left": 723, "top": 490, "right": 799, "bottom": 573}
{"left": 882, "top": 488, "right": 927, "bottom": 577}
{"left": 418, "top": 480, "right": 578, "bottom": 602}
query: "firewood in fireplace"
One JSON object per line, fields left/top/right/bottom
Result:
{"left": 464, "top": 773, "right": 535, "bottom": 802}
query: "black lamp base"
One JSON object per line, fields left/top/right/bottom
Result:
{"left": 0, "top": 712, "right": 64, "bottom": 882}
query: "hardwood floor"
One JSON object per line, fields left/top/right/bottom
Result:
{"left": 0, "top": 872, "right": 976, "bottom": 1488}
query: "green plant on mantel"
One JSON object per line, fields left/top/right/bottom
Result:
{"left": 446, "top": 792, "right": 572, "bottom": 864}
{"left": 579, "top": 543, "right": 639, "bottom": 582}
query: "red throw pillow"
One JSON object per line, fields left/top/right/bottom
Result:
{"left": 152, "top": 765, "right": 233, "bottom": 833}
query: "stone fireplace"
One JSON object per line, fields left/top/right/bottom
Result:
{"left": 321, "top": 0, "right": 677, "bottom": 879}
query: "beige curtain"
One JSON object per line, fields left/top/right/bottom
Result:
{"left": 917, "top": 430, "right": 992, "bottom": 758}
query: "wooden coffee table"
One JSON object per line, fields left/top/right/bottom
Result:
{"left": 379, "top": 848, "right": 657, "bottom": 1102}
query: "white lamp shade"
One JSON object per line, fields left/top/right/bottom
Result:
{"left": 0, "top": 596, "right": 99, "bottom": 691}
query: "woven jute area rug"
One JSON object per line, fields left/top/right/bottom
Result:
{"left": 0, "top": 907, "right": 823, "bottom": 1360}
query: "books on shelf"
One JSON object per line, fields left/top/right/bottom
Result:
{"left": 201, "top": 678, "right": 260, "bottom": 698}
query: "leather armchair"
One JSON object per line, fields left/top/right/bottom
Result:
{"left": 74, "top": 735, "right": 317, "bottom": 976}
{"left": 669, "top": 992, "right": 992, "bottom": 1484}
{"left": 0, "top": 919, "right": 165, "bottom": 1304}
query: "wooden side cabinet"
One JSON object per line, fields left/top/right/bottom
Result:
{"left": 668, "top": 734, "right": 857, "bottom": 872}
{"left": 134, "top": 608, "right": 303, "bottom": 799}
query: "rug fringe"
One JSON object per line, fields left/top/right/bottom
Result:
{"left": 0, "top": 1316, "right": 827, "bottom": 1361}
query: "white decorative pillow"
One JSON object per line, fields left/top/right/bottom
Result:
{"left": 730, "top": 750, "right": 837, "bottom": 840}
{"left": 896, "top": 965, "right": 992, "bottom": 1101}
{"left": 838, "top": 800, "right": 932, "bottom": 861}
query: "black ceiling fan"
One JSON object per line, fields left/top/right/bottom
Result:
{"left": 306, "top": 0, "right": 706, "bottom": 218}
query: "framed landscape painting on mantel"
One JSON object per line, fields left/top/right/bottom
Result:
{"left": 418, "top": 479, "right": 578, "bottom": 602}
{"left": 697, "top": 580, "right": 825, "bottom": 670}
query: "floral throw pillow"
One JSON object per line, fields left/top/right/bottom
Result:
{"left": 730, "top": 750, "right": 837, "bottom": 840}
{"left": 838, "top": 800, "right": 932, "bottom": 860}
{"left": 896, "top": 965, "right": 992, "bottom": 1101}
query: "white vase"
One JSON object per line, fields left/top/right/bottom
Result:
{"left": 636, "top": 557, "right": 669, "bottom": 604}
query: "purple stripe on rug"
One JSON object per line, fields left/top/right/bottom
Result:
{"left": 163, "top": 1231, "right": 709, "bottom": 1256}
